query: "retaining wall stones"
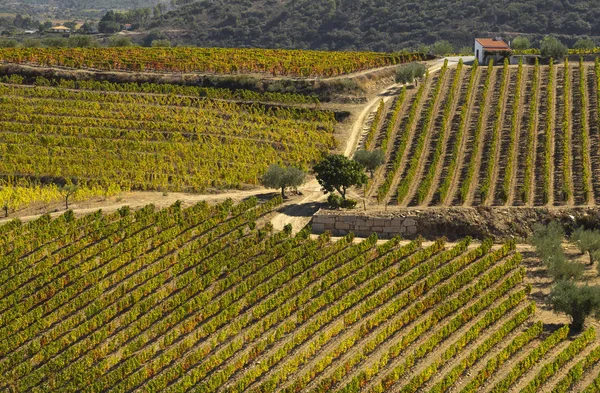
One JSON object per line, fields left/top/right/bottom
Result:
{"left": 311, "top": 207, "right": 600, "bottom": 241}
{"left": 312, "top": 211, "right": 419, "bottom": 239}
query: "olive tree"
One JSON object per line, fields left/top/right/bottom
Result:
{"left": 395, "top": 62, "right": 427, "bottom": 85}
{"left": 354, "top": 149, "right": 385, "bottom": 178}
{"left": 531, "top": 221, "right": 583, "bottom": 280}
{"left": 571, "top": 227, "right": 600, "bottom": 265}
{"left": 550, "top": 281, "right": 600, "bottom": 331}
{"left": 314, "top": 154, "right": 368, "bottom": 200}
{"left": 540, "top": 35, "right": 568, "bottom": 60}
{"left": 260, "top": 164, "right": 305, "bottom": 198}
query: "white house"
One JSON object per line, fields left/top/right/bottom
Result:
{"left": 474, "top": 38, "right": 512, "bottom": 65}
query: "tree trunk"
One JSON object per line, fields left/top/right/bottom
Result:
{"left": 589, "top": 251, "right": 594, "bottom": 265}
{"left": 281, "top": 187, "right": 285, "bottom": 198}
{"left": 65, "top": 195, "right": 69, "bottom": 210}
{"left": 3, "top": 206, "right": 7, "bottom": 218}
{"left": 571, "top": 310, "right": 586, "bottom": 332}
{"left": 341, "top": 186, "right": 346, "bottom": 200}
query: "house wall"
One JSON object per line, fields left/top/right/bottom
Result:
{"left": 474, "top": 41, "right": 484, "bottom": 64}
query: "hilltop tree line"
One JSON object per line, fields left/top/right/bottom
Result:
{"left": 147, "top": 0, "right": 600, "bottom": 51}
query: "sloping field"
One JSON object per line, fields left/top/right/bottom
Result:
{"left": 0, "top": 199, "right": 598, "bottom": 392}
{"left": 367, "top": 59, "right": 600, "bottom": 208}
{"left": 0, "top": 79, "right": 337, "bottom": 192}
{"left": 0, "top": 48, "right": 424, "bottom": 77}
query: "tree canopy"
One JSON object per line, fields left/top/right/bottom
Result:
{"left": 314, "top": 154, "right": 368, "bottom": 200}
{"left": 354, "top": 149, "right": 385, "bottom": 178}
{"left": 395, "top": 63, "right": 427, "bottom": 85}
{"left": 540, "top": 35, "right": 568, "bottom": 59}
{"left": 260, "top": 164, "right": 305, "bottom": 198}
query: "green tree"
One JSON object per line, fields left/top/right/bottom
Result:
{"left": 0, "top": 39, "right": 18, "bottom": 48}
{"left": 68, "top": 35, "right": 99, "bottom": 48}
{"left": 41, "top": 37, "right": 68, "bottom": 47}
{"left": 550, "top": 281, "right": 600, "bottom": 331}
{"left": 531, "top": 221, "right": 583, "bottom": 280}
{"left": 458, "top": 46, "right": 473, "bottom": 55}
{"left": 573, "top": 37, "right": 596, "bottom": 50}
{"left": 354, "top": 149, "right": 385, "bottom": 178}
{"left": 108, "top": 35, "right": 133, "bottom": 47}
{"left": 314, "top": 154, "right": 368, "bottom": 200}
{"left": 540, "top": 35, "right": 568, "bottom": 59}
{"left": 511, "top": 36, "right": 531, "bottom": 50}
{"left": 151, "top": 39, "right": 172, "bottom": 47}
{"left": 260, "top": 164, "right": 305, "bottom": 198}
{"left": 61, "top": 184, "right": 79, "bottom": 210}
{"left": 395, "top": 62, "right": 426, "bottom": 85}
{"left": 431, "top": 40, "right": 454, "bottom": 56}
{"left": 571, "top": 227, "right": 600, "bottom": 265}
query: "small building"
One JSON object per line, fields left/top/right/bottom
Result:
{"left": 50, "top": 26, "right": 71, "bottom": 33}
{"left": 122, "top": 24, "right": 133, "bottom": 31}
{"left": 474, "top": 38, "right": 512, "bottom": 65}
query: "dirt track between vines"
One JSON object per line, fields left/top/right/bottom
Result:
{"left": 0, "top": 58, "right": 459, "bottom": 232}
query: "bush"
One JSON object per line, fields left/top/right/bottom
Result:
{"left": 340, "top": 198, "right": 358, "bottom": 209}
{"left": 327, "top": 194, "right": 342, "bottom": 209}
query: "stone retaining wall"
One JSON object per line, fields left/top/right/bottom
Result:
{"left": 312, "top": 212, "right": 419, "bottom": 238}
{"left": 311, "top": 207, "right": 600, "bottom": 241}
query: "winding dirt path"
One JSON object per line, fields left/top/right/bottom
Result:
{"left": 0, "top": 58, "right": 468, "bottom": 233}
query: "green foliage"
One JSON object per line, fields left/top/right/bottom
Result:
{"left": 0, "top": 39, "right": 18, "bottom": 48}
{"left": 531, "top": 221, "right": 583, "bottom": 281}
{"left": 431, "top": 40, "right": 455, "bottom": 56}
{"left": 260, "top": 164, "right": 306, "bottom": 197}
{"left": 550, "top": 281, "right": 600, "bottom": 331}
{"left": 395, "top": 62, "right": 427, "bottom": 84}
{"left": 151, "top": 39, "right": 172, "bottom": 47}
{"left": 540, "top": 35, "right": 568, "bottom": 59}
{"left": 67, "top": 35, "right": 99, "bottom": 48}
{"left": 314, "top": 154, "right": 368, "bottom": 199}
{"left": 573, "top": 37, "right": 596, "bottom": 50}
{"left": 354, "top": 149, "right": 385, "bottom": 178}
{"left": 571, "top": 227, "right": 600, "bottom": 265}
{"left": 511, "top": 36, "right": 531, "bottom": 50}
{"left": 107, "top": 35, "right": 133, "bottom": 47}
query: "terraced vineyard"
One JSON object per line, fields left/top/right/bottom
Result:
{"left": 368, "top": 58, "right": 600, "bottom": 207}
{"left": 0, "top": 199, "right": 598, "bottom": 392}
{"left": 0, "top": 47, "right": 423, "bottom": 77}
{"left": 0, "top": 79, "right": 337, "bottom": 192}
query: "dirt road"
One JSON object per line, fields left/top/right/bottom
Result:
{"left": 1, "top": 57, "right": 468, "bottom": 230}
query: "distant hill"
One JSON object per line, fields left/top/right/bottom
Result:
{"left": 149, "top": 0, "right": 600, "bottom": 51}
{"left": 0, "top": 0, "right": 160, "bottom": 10}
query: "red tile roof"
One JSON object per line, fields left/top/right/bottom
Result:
{"left": 476, "top": 38, "right": 511, "bottom": 51}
